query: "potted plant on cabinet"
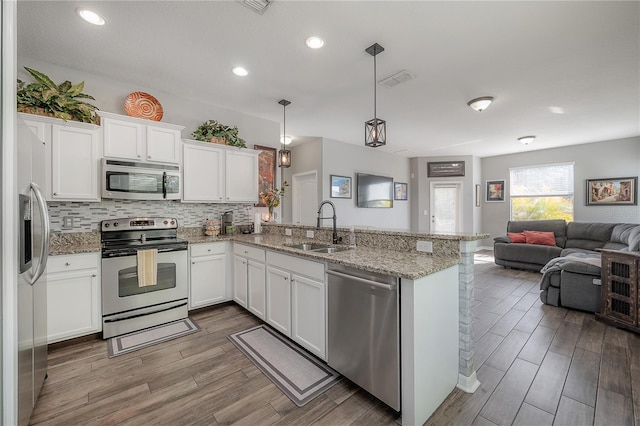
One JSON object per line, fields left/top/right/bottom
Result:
{"left": 192, "top": 119, "right": 247, "bottom": 148}
{"left": 16, "top": 66, "right": 99, "bottom": 124}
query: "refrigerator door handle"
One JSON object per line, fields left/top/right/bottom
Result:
{"left": 28, "top": 182, "right": 50, "bottom": 285}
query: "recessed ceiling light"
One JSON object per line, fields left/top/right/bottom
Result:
{"left": 305, "top": 36, "right": 325, "bottom": 49}
{"left": 232, "top": 67, "right": 248, "bottom": 77}
{"left": 549, "top": 106, "right": 565, "bottom": 114}
{"left": 76, "top": 9, "right": 106, "bottom": 26}
{"left": 280, "top": 136, "right": 292, "bottom": 145}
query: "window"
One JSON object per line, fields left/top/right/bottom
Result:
{"left": 510, "top": 163, "right": 574, "bottom": 221}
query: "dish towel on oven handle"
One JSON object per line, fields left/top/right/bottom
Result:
{"left": 137, "top": 248, "right": 158, "bottom": 287}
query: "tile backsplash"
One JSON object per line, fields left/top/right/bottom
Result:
{"left": 48, "top": 200, "right": 259, "bottom": 232}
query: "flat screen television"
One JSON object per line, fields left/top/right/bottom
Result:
{"left": 357, "top": 173, "right": 393, "bottom": 208}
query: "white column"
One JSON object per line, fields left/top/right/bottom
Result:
{"left": 457, "top": 240, "right": 481, "bottom": 393}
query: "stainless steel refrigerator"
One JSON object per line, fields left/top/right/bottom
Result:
{"left": 17, "top": 117, "right": 50, "bottom": 426}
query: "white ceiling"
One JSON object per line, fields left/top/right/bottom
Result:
{"left": 17, "top": 1, "right": 640, "bottom": 158}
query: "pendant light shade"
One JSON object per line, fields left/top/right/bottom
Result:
{"left": 278, "top": 99, "right": 291, "bottom": 168}
{"left": 365, "top": 43, "right": 386, "bottom": 148}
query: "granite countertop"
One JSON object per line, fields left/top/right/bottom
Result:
{"left": 231, "top": 234, "right": 461, "bottom": 280}
{"left": 49, "top": 230, "right": 463, "bottom": 280}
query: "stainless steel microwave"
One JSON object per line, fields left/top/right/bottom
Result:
{"left": 102, "top": 159, "right": 181, "bottom": 200}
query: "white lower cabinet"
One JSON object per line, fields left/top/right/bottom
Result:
{"left": 189, "top": 242, "right": 228, "bottom": 309}
{"left": 266, "top": 266, "right": 292, "bottom": 336}
{"left": 233, "top": 244, "right": 266, "bottom": 318}
{"left": 265, "top": 251, "right": 327, "bottom": 360}
{"left": 46, "top": 253, "right": 101, "bottom": 343}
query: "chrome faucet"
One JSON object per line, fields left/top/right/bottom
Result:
{"left": 317, "top": 200, "right": 341, "bottom": 244}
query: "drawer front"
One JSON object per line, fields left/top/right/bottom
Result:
{"left": 190, "top": 242, "right": 226, "bottom": 257}
{"left": 48, "top": 252, "right": 99, "bottom": 273}
{"left": 267, "top": 251, "right": 325, "bottom": 281}
{"left": 234, "top": 243, "right": 265, "bottom": 262}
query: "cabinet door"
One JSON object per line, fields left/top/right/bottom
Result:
{"left": 47, "top": 268, "right": 101, "bottom": 343}
{"left": 102, "top": 118, "right": 144, "bottom": 160}
{"left": 22, "top": 118, "right": 52, "bottom": 200}
{"left": 233, "top": 255, "right": 248, "bottom": 308}
{"left": 51, "top": 124, "right": 100, "bottom": 201}
{"left": 146, "top": 126, "right": 181, "bottom": 164}
{"left": 247, "top": 260, "right": 266, "bottom": 320}
{"left": 183, "top": 144, "right": 225, "bottom": 202}
{"left": 225, "top": 150, "right": 258, "bottom": 202}
{"left": 266, "top": 266, "right": 292, "bottom": 336}
{"left": 292, "top": 274, "right": 326, "bottom": 359}
{"left": 190, "top": 254, "right": 226, "bottom": 309}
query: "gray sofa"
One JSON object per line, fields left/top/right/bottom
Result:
{"left": 493, "top": 220, "right": 640, "bottom": 312}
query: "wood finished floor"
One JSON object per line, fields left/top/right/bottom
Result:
{"left": 31, "top": 251, "right": 640, "bottom": 425}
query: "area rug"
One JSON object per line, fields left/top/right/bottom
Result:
{"left": 107, "top": 318, "right": 200, "bottom": 358}
{"left": 228, "top": 325, "right": 341, "bottom": 406}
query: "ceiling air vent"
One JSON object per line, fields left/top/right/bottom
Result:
{"left": 380, "top": 70, "right": 415, "bottom": 88}
{"left": 238, "top": 0, "right": 273, "bottom": 15}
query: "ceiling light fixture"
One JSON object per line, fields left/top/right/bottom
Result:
{"left": 278, "top": 99, "right": 292, "bottom": 168}
{"left": 232, "top": 67, "right": 248, "bottom": 77}
{"left": 518, "top": 135, "right": 536, "bottom": 145}
{"left": 305, "top": 36, "right": 325, "bottom": 49}
{"left": 467, "top": 96, "right": 494, "bottom": 112}
{"left": 364, "top": 43, "right": 386, "bottom": 148}
{"left": 76, "top": 8, "right": 106, "bottom": 26}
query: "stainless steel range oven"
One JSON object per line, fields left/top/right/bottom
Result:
{"left": 101, "top": 217, "right": 188, "bottom": 338}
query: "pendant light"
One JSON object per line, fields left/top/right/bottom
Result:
{"left": 365, "top": 43, "right": 386, "bottom": 148}
{"left": 278, "top": 99, "right": 291, "bottom": 168}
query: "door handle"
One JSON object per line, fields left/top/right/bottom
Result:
{"left": 29, "top": 182, "right": 50, "bottom": 285}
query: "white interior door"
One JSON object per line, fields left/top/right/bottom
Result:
{"left": 430, "top": 182, "right": 463, "bottom": 233}
{"left": 292, "top": 171, "right": 318, "bottom": 225}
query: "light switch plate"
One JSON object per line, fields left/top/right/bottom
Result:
{"left": 306, "top": 230, "right": 315, "bottom": 238}
{"left": 416, "top": 241, "right": 433, "bottom": 253}
{"left": 62, "top": 216, "right": 74, "bottom": 229}
{"left": 285, "top": 228, "right": 292, "bottom": 236}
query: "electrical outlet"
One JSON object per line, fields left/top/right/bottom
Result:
{"left": 306, "top": 230, "right": 315, "bottom": 238}
{"left": 62, "top": 216, "right": 74, "bottom": 229}
{"left": 285, "top": 228, "right": 292, "bottom": 236}
{"left": 416, "top": 241, "right": 433, "bottom": 253}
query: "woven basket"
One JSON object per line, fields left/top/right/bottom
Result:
{"left": 210, "top": 136, "right": 227, "bottom": 145}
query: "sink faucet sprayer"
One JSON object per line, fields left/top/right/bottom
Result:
{"left": 317, "top": 200, "right": 341, "bottom": 244}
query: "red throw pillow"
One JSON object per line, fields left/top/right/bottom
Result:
{"left": 523, "top": 230, "right": 556, "bottom": 246}
{"left": 507, "top": 232, "right": 526, "bottom": 243}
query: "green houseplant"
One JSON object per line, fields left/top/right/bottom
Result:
{"left": 16, "top": 67, "right": 99, "bottom": 124}
{"left": 192, "top": 119, "right": 247, "bottom": 148}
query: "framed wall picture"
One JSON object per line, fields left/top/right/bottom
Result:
{"left": 486, "top": 180, "right": 505, "bottom": 202}
{"left": 586, "top": 177, "right": 637, "bottom": 206}
{"left": 427, "top": 161, "right": 465, "bottom": 177}
{"left": 254, "top": 145, "right": 276, "bottom": 206}
{"left": 330, "top": 175, "right": 352, "bottom": 198}
{"left": 394, "top": 182, "right": 408, "bottom": 200}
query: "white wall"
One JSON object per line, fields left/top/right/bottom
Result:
{"left": 320, "top": 138, "right": 410, "bottom": 230}
{"left": 410, "top": 155, "right": 481, "bottom": 234}
{"left": 17, "top": 57, "right": 280, "bottom": 150}
{"left": 481, "top": 136, "right": 640, "bottom": 245}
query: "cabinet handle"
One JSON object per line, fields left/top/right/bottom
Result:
{"left": 137, "top": 154, "right": 141, "bottom": 158}
{"left": 192, "top": 262, "right": 196, "bottom": 265}
{"left": 65, "top": 262, "right": 71, "bottom": 266}
{"left": 244, "top": 251, "right": 248, "bottom": 254}
{"left": 284, "top": 277, "right": 288, "bottom": 281}
{"left": 207, "top": 249, "right": 211, "bottom": 252}
{"left": 92, "top": 274, "right": 97, "bottom": 277}
{"left": 54, "top": 192, "right": 58, "bottom": 196}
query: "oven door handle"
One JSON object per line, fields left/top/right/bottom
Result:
{"left": 104, "top": 300, "right": 188, "bottom": 323}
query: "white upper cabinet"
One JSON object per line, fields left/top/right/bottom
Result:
{"left": 99, "top": 111, "right": 183, "bottom": 165}
{"left": 225, "top": 149, "right": 259, "bottom": 203}
{"left": 20, "top": 113, "right": 101, "bottom": 202}
{"left": 182, "top": 140, "right": 258, "bottom": 203}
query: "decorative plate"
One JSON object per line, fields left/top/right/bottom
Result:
{"left": 124, "top": 92, "right": 163, "bottom": 121}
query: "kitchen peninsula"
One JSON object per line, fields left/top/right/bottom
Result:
{"left": 49, "top": 223, "right": 488, "bottom": 425}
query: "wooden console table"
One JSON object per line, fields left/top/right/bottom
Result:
{"left": 596, "top": 249, "right": 640, "bottom": 334}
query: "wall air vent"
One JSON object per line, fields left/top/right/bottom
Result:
{"left": 380, "top": 70, "right": 415, "bottom": 88}
{"left": 238, "top": 0, "right": 273, "bottom": 15}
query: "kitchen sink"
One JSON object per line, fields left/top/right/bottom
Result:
{"left": 285, "top": 243, "right": 349, "bottom": 254}
{"left": 286, "top": 243, "right": 330, "bottom": 251}
{"left": 312, "top": 247, "right": 350, "bottom": 254}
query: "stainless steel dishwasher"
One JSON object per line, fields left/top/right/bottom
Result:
{"left": 327, "top": 263, "right": 400, "bottom": 411}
